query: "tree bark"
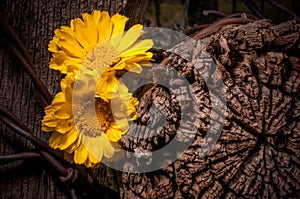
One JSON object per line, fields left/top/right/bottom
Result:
{"left": 0, "top": 0, "right": 147, "bottom": 198}
{"left": 120, "top": 20, "right": 300, "bottom": 198}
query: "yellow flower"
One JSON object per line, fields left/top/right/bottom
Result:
{"left": 48, "top": 10, "right": 153, "bottom": 76}
{"left": 42, "top": 73, "right": 138, "bottom": 167}
{"left": 43, "top": 10, "right": 152, "bottom": 167}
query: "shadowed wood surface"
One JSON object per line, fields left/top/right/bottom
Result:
{"left": 0, "top": 0, "right": 147, "bottom": 198}
{"left": 120, "top": 20, "right": 300, "bottom": 198}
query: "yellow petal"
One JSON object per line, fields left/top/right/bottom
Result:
{"left": 60, "top": 74, "right": 74, "bottom": 101}
{"left": 109, "top": 14, "right": 129, "bottom": 47}
{"left": 74, "top": 144, "right": 88, "bottom": 164}
{"left": 111, "top": 14, "right": 128, "bottom": 37}
{"left": 106, "top": 124, "right": 126, "bottom": 142}
{"left": 44, "top": 106, "right": 55, "bottom": 115}
{"left": 134, "top": 60, "right": 152, "bottom": 67}
{"left": 98, "top": 11, "right": 112, "bottom": 43}
{"left": 42, "top": 113, "right": 57, "bottom": 131}
{"left": 88, "top": 153, "right": 100, "bottom": 164}
{"left": 66, "top": 137, "right": 81, "bottom": 153}
{"left": 91, "top": 10, "right": 101, "bottom": 22}
{"left": 124, "top": 63, "right": 142, "bottom": 73}
{"left": 49, "top": 52, "right": 81, "bottom": 74}
{"left": 118, "top": 24, "right": 143, "bottom": 52}
{"left": 56, "top": 119, "right": 74, "bottom": 134}
{"left": 82, "top": 136, "right": 103, "bottom": 162}
{"left": 64, "top": 152, "right": 74, "bottom": 163}
{"left": 48, "top": 37, "right": 60, "bottom": 53}
{"left": 111, "top": 93, "right": 132, "bottom": 117}
{"left": 113, "top": 79, "right": 129, "bottom": 94}
{"left": 49, "top": 132, "right": 62, "bottom": 148}
{"left": 80, "top": 13, "right": 98, "bottom": 44}
{"left": 122, "top": 52, "right": 153, "bottom": 63}
{"left": 96, "top": 74, "right": 119, "bottom": 100}
{"left": 82, "top": 134, "right": 116, "bottom": 160}
{"left": 42, "top": 115, "right": 57, "bottom": 129}
{"left": 111, "top": 61, "right": 126, "bottom": 70}
{"left": 71, "top": 18, "right": 89, "bottom": 48}
{"left": 42, "top": 125, "right": 55, "bottom": 132}
{"left": 121, "top": 39, "right": 153, "bottom": 57}
{"left": 57, "top": 127, "right": 79, "bottom": 150}
{"left": 114, "top": 118, "right": 129, "bottom": 131}
{"left": 77, "top": 73, "right": 97, "bottom": 92}
{"left": 54, "top": 107, "right": 71, "bottom": 119}
{"left": 84, "top": 158, "right": 94, "bottom": 168}
{"left": 55, "top": 27, "right": 83, "bottom": 58}
{"left": 51, "top": 92, "right": 66, "bottom": 104}
{"left": 102, "top": 134, "right": 116, "bottom": 158}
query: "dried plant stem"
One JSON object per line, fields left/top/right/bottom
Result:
{"left": 194, "top": 17, "right": 254, "bottom": 40}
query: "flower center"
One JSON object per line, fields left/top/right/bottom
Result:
{"left": 95, "top": 97, "right": 113, "bottom": 133}
{"left": 82, "top": 43, "right": 120, "bottom": 73}
{"left": 74, "top": 43, "right": 121, "bottom": 137}
{"left": 74, "top": 97, "right": 113, "bottom": 137}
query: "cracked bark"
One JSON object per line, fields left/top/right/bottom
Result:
{"left": 120, "top": 20, "right": 300, "bottom": 198}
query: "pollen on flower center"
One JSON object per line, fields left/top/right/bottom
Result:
{"left": 95, "top": 97, "right": 113, "bottom": 132}
{"left": 75, "top": 102, "right": 101, "bottom": 137}
{"left": 74, "top": 98, "right": 113, "bottom": 137}
{"left": 82, "top": 44, "right": 120, "bottom": 72}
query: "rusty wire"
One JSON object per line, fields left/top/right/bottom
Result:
{"left": 0, "top": 152, "right": 41, "bottom": 162}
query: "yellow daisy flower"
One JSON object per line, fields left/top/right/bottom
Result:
{"left": 48, "top": 10, "right": 153, "bottom": 76}
{"left": 42, "top": 73, "right": 139, "bottom": 167}
{"left": 43, "top": 10, "right": 153, "bottom": 167}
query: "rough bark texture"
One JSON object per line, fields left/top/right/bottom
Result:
{"left": 0, "top": 0, "right": 147, "bottom": 198}
{"left": 120, "top": 20, "right": 300, "bottom": 198}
